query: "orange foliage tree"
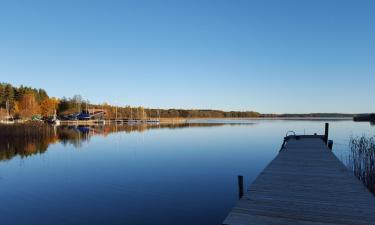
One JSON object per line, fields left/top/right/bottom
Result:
{"left": 0, "top": 108, "right": 7, "bottom": 120}
{"left": 40, "top": 97, "right": 59, "bottom": 117}
{"left": 18, "top": 93, "right": 40, "bottom": 118}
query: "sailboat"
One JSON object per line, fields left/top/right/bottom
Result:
{"left": 97, "top": 104, "right": 106, "bottom": 124}
{"left": 127, "top": 107, "right": 136, "bottom": 124}
{"left": 51, "top": 110, "right": 60, "bottom": 125}
{"left": 3, "top": 101, "right": 14, "bottom": 124}
{"left": 147, "top": 109, "right": 160, "bottom": 124}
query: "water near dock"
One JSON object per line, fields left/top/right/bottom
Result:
{"left": 0, "top": 119, "right": 374, "bottom": 225}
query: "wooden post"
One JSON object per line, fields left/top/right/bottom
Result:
{"left": 238, "top": 175, "right": 244, "bottom": 199}
{"left": 328, "top": 140, "right": 333, "bottom": 150}
{"left": 324, "top": 123, "right": 329, "bottom": 144}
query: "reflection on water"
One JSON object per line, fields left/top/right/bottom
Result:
{"left": 0, "top": 123, "right": 242, "bottom": 161}
{"left": 0, "top": 124, "right": 58, "bottom": 161}
{"left": 0, "top": 120, "right": 374, "bottom": 225}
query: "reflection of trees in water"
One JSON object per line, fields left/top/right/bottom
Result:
{"left": 0, "top": 123, "right": 228, "bottom": 161}
{"left": 0, "top": 123, "right": 58, "bottom": 161}
{"left": 348, "top": 135, "right": 375, "bottom": 194}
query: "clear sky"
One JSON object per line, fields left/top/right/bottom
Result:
{"left": 1, "top": 0, "right": 374, "bottom": 113}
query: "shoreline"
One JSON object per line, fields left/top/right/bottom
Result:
{"left": 1, "top": 117, "right": 354, "bottom": 125}
{"left": 58, "top": 118, "right": 188, "bottom": 125}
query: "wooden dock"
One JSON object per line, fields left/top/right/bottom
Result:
{"left": 223, "top": 133, "right": 375, "bottom": 225}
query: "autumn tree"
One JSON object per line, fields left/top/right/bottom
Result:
{"left": 40, "top": 97, "right": 59, "bottom": 117}
{"left": 0, "top": 108, "right": 7, "bottom": 120}
{"left": 136, "top": 107, "right": 147, "bottom": 119}
{"left": 18, "top": 93, "right": 40, "bottom": 118}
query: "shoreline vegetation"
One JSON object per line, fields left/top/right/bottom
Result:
{"left": 349, "top": 135, "right": 375, "bottom": 194}
{"left": 0, "top": 82, "right": 359, "bottom": 123}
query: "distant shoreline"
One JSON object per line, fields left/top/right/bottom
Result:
{"left": 1, "top": 81, "right": 366, "bottom": 123}
{"left": 187, "top": 117, "right": 353, "bottom": 121}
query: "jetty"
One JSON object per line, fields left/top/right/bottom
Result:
{"left": 223, "top": 124, "right": 375, "bottom": 225}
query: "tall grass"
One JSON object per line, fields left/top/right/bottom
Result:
{"left": 348, "top": 135, "right": 375, "bottom": 194}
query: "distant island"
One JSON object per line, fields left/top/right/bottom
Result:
{"left": 261, "top": 113, "right": 356, "bottom": 118}
{"left": 0, "top": 82, "right": 358, "bottom": 121}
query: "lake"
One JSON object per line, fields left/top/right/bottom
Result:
{"left": 0, "top": 119, "right": 374, "bottom": 225}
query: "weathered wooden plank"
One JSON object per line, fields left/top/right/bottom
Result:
{"left": 223, "top": 136, "right": 375, "bottom": 225}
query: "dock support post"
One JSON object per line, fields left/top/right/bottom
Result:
{"left": 238, "top": 175, "right": 244, "bottom": 199}
{"left": 324, "top": 123, "right": 329, "bottom": 144}
{"left": 328, "top": 140, "right": 333, "bottom": 150}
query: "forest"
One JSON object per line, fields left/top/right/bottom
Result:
{"left": 0, "top": 83, "right": 58, "bottom": 119}
{"left": 0, "top": 83, "right": 261, "bottom": 119}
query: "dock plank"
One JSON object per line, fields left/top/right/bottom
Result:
{"left": 223, "top": 136, "right": 375, "bottom": 225}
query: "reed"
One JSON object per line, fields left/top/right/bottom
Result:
{"left": 348, "top": 135, "right": 375, "bottom": 194}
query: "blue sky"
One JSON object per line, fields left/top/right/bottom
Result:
{"left": 1, "top": 0, "right": 374, "bottom": 113}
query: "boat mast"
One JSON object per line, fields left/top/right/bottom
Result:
{"left": 6, "top": 100, "right": 10, "bottom": 119}
{"left": 53, "top": 109, "right": 57, "bottom": 121}
{"left": 102, "top": 104, "right": 104, "bottom": 120}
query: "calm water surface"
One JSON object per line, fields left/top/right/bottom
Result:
{"left": 0, "top": 119, "right": 374, "bottom": 225}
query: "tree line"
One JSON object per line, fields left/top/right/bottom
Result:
{"left": 60, "top": 100, "right": 261, "bottom": 119}
{"left": 0, "top": 83, "right": 58, "bottom": 119}
{"left": 0, "top": 82, "right": 260, "bottom": 120}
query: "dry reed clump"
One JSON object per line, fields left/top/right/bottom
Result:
{"left": 348, "top": 135, "right": 375, "bottom": 194}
